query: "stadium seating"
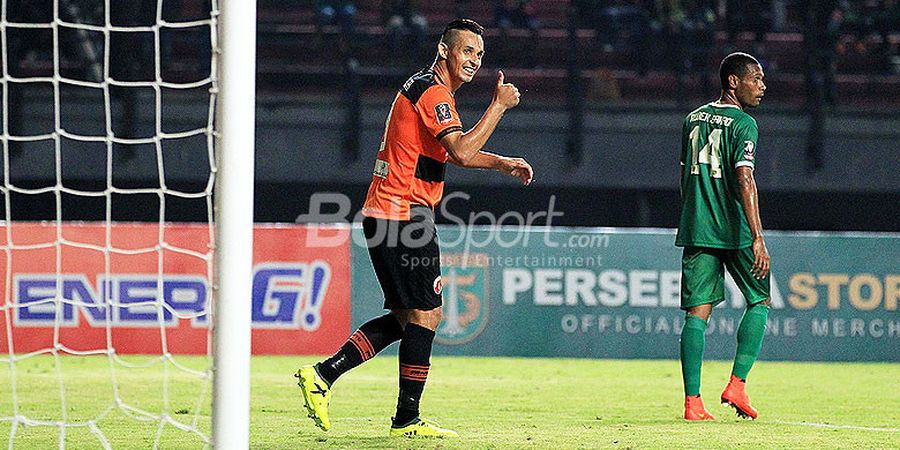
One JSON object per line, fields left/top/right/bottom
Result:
{"left": 5, "top": 0, "right": 897, "bottom": 105}
{"left": 249, "top": 1, "right": 900, "bottom": 106}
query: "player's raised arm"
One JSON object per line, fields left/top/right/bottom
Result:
{"left": 442, "top": 71, "right": 531, "bottom": 184}
{"left": 736, "top": 166, "right": 770, "bottom": 278}
{"left": 441, "top": 70, "right": 520, "bottom": 166}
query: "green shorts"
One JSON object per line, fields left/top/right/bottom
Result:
{"left": 681, "top": 246, "right": 770, "bottom": 310}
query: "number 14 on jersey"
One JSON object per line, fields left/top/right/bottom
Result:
{"left": 689, "top": 126, "right": 722, "bottom": 179}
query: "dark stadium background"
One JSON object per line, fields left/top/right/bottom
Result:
{"left": 4, "top": 0, "right": 898, "bottom": 231}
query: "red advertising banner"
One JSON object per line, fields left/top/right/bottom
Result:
{"left": 0, "top": 223, "right": 350, "bottom": 355}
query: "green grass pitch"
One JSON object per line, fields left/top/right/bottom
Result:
{"left": 1, "top": 355, "right": 898, "bottom": 448}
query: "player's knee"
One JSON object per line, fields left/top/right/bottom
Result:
{"left": 757, "top": 299, "right": 771, "bottom": 308}
{"left": 390, "top": 309, "right": 411, "bottom": 329}
{"left": 401, "top": 307, "right": 442, "bottom": 330}
{"left": 422, "top": 307, "right": 442, "bottom": 329}
{"left": 685, "top": 305, "right": 712, "bottom": 321}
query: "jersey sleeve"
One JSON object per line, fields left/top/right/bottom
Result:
{"left": 680, "top": 116, "right": 691, "bottom": 166}
{"left": 415, "top": 86, "right": 463, "bottom": 141}
{"left": 732, "top": 117, "right": 759, "bottom": 169}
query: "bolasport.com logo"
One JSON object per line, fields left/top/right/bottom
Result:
{"left": 294, "top": 191, "right": 607, "bottom": 251}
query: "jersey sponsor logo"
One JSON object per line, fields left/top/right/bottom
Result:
{"left": 373, "top": 159, "right": 389, "bottom": 178}
{"left": 434, "top": 103, "right": 454, "bottom": 125}
{"left": 435, "top": 253, "right": 490, "bottom": 345}
{"left": 743, "top": 140, "right": 755, "bottom": 160}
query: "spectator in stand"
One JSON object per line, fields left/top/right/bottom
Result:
{"left": 651, "top": 0, "right": 715, "bottom": 101}
{"left": 770, "top": 0, "right": 789, "bottom": 32}
{"left": 454, "top": 0, "right": 473, "bottom": 19}
{"left": 723, "top": 0, "right": 770, "bottom": 47}
{"left": 576, "top": 1, "right": 640, "bottom": 51}
{"left": 315, "top": 0, "right": 357, "bottom": 36}
{"left": 877, "top": 0, "right": 900, "bottom": 73}
{"left": 314, "top": 0, "right": 356, "bottom": 55}
{"left": 496, "top": 0, "right": 541, "bottom": 32}
{"left": 839, "top": 0, "right": 900, "bottom": 73}
{"left": 494, "top": 0, "right": 542, "bottom": 67}
{"left": 721, "top": 0, "right": 773, "bottom": 74}
{"left": 650, "top": 0, "right": 687, "bottom": 73}
{"left": 802, "top": 0, "right": 839, "bottom": 170}
{"left": 575, "top": 0, "right": 652, "bottom": 72}
{"left": 384, "top": 0, "right": 429, "bottom": 65}
{"left": 679, "top": 0, "right": 718, "bottom": 96}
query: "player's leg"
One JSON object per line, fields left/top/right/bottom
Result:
{"left": 720, "top": 247, "right": 771, "bottom": 419}
{"left": 296, "top": 216, "right": 405, "bottom": 431}
{"left": 680, "top": 246, "right": 726, "bottom": 420}
{"left": 299, "top": 316, "right": 404, "bottom": 432}
{"left": 385, "top": 207, "right": 456, "bottom": 437}
{"left": 681, "top": 305, "right": 711, "bottom": 394}
{"left": 388, "top": 307, "right": 456, "bottom": 437}
{"left": 392, "top": 308, "right": 439, "bottom": 427}
{"left": 312, "top": 218, "right": 407, "bottom": 385}
{"left": 311, "top": 313, "right": 404, "bottom": 385}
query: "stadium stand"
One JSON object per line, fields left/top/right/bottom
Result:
{"left": 5, "top": 1, "right": 898, "bottom": 105}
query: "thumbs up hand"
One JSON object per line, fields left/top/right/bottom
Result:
{"left": 493, "top": 70, "right": 521, "bottom": 110}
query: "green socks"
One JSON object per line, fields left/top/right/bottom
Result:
{"left": 681, "top": 304, "right": 768, "bottom": 396}
{"left": 680, "top": 314, "right": 708, "bottom": 396}
{"left": 732, "top": 303, "right": 769, "bottom": 380}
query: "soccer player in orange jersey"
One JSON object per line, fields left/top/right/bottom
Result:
{"left": 297, "top": 19, "right": 533, "bottom": 437}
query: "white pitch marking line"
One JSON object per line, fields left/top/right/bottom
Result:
{"left": 774, "top": 420, "right": 900, "bottom": 433}
{"left": 334, "top": 417, "right": 900, "bottom": 432}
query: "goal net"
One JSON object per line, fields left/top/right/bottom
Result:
{"left": 1, "top": 0, "right": 225, "bottom": 447}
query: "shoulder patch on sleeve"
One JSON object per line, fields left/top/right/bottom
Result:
{"left": 434, "top": 102, "right": 454, "bottom": 125}
{"left": 742, "top": 140, "right": 756, "bottom": 161}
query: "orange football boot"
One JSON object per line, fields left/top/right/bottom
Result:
{"left": 684, "top": 395, "right": 715, "bottom": 421}
{"left": 721, "top": 375, "right": 758, "bottom": 419}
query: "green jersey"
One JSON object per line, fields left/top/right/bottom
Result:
{"left": 675, "top": 102, "right": 758, "bottom": 249}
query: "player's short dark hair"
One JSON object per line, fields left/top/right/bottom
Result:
{"left": 440, "top": 19, "right": 484, "bottom": 46}
{"left": 719, "top": 52, "right": 760, "bottom": 88}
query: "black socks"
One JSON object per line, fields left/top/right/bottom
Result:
{"left": 316, "top": 313, "right": 403, "bottom": 386}
{"left": 393, "top": 323, "right": 435, "bottom": 427}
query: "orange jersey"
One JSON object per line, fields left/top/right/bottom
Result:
{"left": 362, "top": 69, "right": 463, "bottom": 220}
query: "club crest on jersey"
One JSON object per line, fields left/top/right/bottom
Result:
{"left": 435, "top": 103, "right": 453, "bottom": 125}
{"left": 743, "top": 140, "right": 755, "bottom": 160}
{"left": 433, "top": 276, "right": 443, "bottom": 294}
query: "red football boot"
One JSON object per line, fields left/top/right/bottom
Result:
{"left": 684, "top": 395, "right": 716, "bottom": 421}
{"left": 721, "top": 375, "right": 758, "bottom": 419}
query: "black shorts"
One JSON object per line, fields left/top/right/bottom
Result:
{"left": 362, "top": 206, "right": 442, "bottom": 311}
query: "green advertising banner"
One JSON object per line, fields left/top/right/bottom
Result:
{"left": 350, "top": 227, "right": 900, "bottom": 362}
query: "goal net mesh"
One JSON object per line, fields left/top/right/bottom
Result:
{"left": 1, "top": 0, "right": 218, "bottom": 447}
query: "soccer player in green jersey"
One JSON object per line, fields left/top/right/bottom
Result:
{"left": 675, "top": 52, "right": 770, "bottom": 421}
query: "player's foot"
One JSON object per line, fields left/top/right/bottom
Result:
{"left": 721, "top": 374, "right": 758, "bottom": 420}
{"left": 684, "top": 395, "right": 716, "bottom": 420}
{"left": 389, "top": 417, "right": 458, "bottom": 438}
{"left": 295, "top": 364, "right": 331, "bottom": 431}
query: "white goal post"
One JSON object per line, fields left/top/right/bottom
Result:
{"left": 212, "top": 0, "right": 256, "bottom": 448}
{"left": 0, "top": 0, "right": 255, "bottom": 447}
